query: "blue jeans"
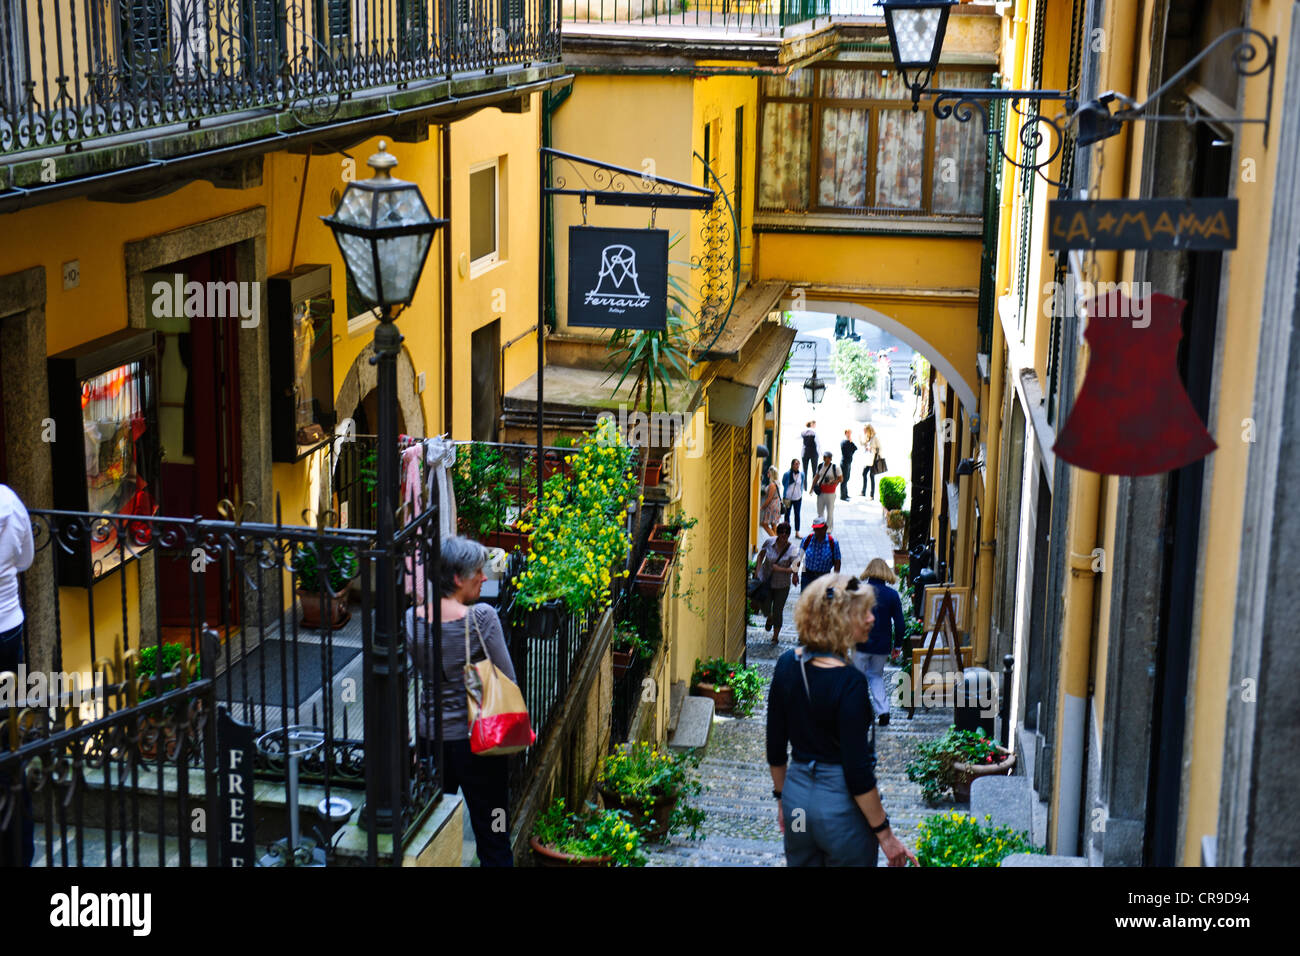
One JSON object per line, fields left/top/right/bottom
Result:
{"left": 781, "top": 760, "right": 879, "bottom": 867}
{"left": 0, "top": 622, "right": 35, "bottom": 867}
{"left": 782, "top": 498, "right": 801, "bottom": 534}
{"left": 852, "top": 650, "right": 889, "bottom": 718}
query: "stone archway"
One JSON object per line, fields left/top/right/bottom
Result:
{"left": 791, "top": 296, "right": 979, "bottom": 415}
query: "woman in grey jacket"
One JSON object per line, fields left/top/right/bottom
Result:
{"left": 407, "top": 536, "right": 519, "bottom": 866}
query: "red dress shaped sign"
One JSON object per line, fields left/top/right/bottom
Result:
{"left": 1053, "top": 292, "right": 1216, "bottom": 476}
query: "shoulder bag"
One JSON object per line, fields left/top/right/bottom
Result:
{"left": 465, "top": 608, "right": 536, "bottom": 755}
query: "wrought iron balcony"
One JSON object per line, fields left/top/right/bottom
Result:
{"left": 0, "top": 0, "right": 561, "bottom": 157}
{"left": 561, "top": 0, "right": 883, "bottom": 36}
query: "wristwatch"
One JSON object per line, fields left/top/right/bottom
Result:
{"left": 870, "top": 816, "right": 890, "bottom": 834}
{"left": 772, "top": 789, "right": 782, "bottom": 800}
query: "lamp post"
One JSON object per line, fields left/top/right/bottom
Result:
{"left": 322, "top": 140, "right": 446, "bottom": 838}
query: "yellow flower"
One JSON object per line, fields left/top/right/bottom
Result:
{"left": 625, "top": 842, "right": 634, "bottom": 851}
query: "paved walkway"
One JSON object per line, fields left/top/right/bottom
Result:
{"left": 647, "top": 343, "right": 958, "bottom": 865}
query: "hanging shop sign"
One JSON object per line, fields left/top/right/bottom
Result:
{"left": 1053, "top": 291, "right": 1216, "bottom": 476}
{"left": 1046, "top": 198, "right": 1237, "bottom": 251}
{"left": 567, "top": 226, "right": 668, "bottom": 331}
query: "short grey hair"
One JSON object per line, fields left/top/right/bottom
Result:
{"left": 439, "top": 536, "right": 489, "bottom": 597}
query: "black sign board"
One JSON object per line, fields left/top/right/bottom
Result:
{"left": 567, "top": 226, "right": 668, "bottom": 330}
{"left": 1047, "top": 198, "right": 1237, "bottom": 251}
{"left": 217, "top": 707, "right": 257, "bottom": 867}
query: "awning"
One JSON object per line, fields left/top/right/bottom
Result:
{"left": 706, "top": 322, "right": 797, "bottom": 427}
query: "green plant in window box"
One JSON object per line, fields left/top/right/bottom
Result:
{"left": 905, "top": 726, "right": 1008, "bottom": 805}
{"left": 596, "top": 742, "right": 705, "bottom": 843}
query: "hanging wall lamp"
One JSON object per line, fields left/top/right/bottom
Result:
{"left": 879, "top": 1, "right": 1277, "bottom": 184}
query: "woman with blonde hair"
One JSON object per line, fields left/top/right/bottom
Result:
{"left": 760, "top": 465, "right": 782, "bottom": 536}
{"left": 853, "top": 558, "right": 907, "bottom": 726}
{"left": 766, "top": 573, "right": 916, "bottom": 867}
{"left": 860, "top": 424, "right": 882, "bottom": 498}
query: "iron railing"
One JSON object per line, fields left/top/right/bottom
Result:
{"left": 0, "top": 0, "right": 561, "bottom": 156}
{"left": 562, "top": 0, "right": 882, "bottom": 34}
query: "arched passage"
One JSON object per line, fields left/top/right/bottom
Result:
{"left": 789, "top": 295, "right": 979, "bottom": 414}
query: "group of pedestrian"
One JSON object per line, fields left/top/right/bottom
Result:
{"left": 776, "top": 422, "right": 886, "bottom": 537}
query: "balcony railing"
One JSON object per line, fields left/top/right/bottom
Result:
{"left": 0, "top": 0, "right": 561, "bottom": 157}
{"left": 561, "top": 0, "right": 882, "bottom": 34}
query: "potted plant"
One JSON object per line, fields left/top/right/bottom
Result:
{"left": 611, "top": 622, "right": 651, "bottom": 678}
{"left": 915, "top": 811, "right": 1042, "bottom": 867}
{"left": 642, "top": 459, "right": 663, "bottom": 487}
{"left": 132, "top": 643, "right": 202, "bottom": 761}
{"left": 513, "top": 419, "right": 639, "bottom": 621}
{"left": 529, "top": 797, "right": 646, "bottom": 867}
{"left": 906, "top": 726, "right": 1016, "bottom": 804}
{"left": 295, "top": 543, "right": 360, "bottom": 629}
{"left": 691, "top": 657, "right": 764, "bottom": 717}
{"left": 634, "top": 552, "right": 671, "bottom": 597}
{"left": 879, "top": 475, "right": 907, "bottom": 514}
{"left": 596, "top": 742, "right": 704, "bottom": 842}
{"left": 647, "top": 510, "right": 694, "bottom": 556}
{"left": 452, "top": 443, "right": 511, "bottom": 542}
{"left": 831, "top": 339, "right": 879, "bottom": 420}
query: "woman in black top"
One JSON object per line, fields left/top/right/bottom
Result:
{"left": 766, "top": 573, "right": 916, "bottom": 867}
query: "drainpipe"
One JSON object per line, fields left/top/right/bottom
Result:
{"left": 542, "top": 83, "right": 573, "bottom": 332}
{"left": 442, "top": 123, "right": 454, "bottom": 435}
{"left": 974, "top": 304, "right": 1005, "bottom": 667}
{"left": 1049, "top": 0, "right": 1137, "bottom": 857}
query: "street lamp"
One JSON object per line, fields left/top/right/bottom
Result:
{"left": 790, "top": 339, "right": 826, "bottom": 405}
{"left": 321, "top": 141, "right": 446, "bottom": 838}
{"left": 881, "top": 0, "right": 955, "bottom": 107}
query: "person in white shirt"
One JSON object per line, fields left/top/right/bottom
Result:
{"left": 0, "top": 482, "right": 34, "bottom": 867}
{"left": 812, "top": 452, "right": 842, "bottom": 532}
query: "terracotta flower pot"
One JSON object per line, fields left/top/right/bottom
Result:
{"left": 634, "top": 554, "right": 670, "bottom": 597}
{"left": 597, "top": 787, "right": 678, "bottom": 841}
{"left": 693, "top": 681, "right": 735, "bottom": 715}
{"left": 951, "top": 747, "right": 1016, "bottom": 802}
{"left": 482, "top": 529, "right": 531, "bottom": 553}
{"left": 646, "top": 525, "right": 680, "bottom": 556}
{"left": 612, "top": 649, "right": 635, "bottom": 678}
{"left": 894, "top": 550, "right": 911, "bottom": 572}
{"left": 297, "top": 584, "right": 351, "bottom": 629}
{"left": 529, "top": 836, "right": 614, "bottom": 867}
{"left": 642, "top": 461, "right": 663, "bottom": 487}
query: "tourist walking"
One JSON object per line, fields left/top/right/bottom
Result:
{"left": 781, "top": 459, "right": 805, "bottom": 534}
{"left": 0, "top": 483, "right": 34, "bottom": 867}
{"left": 852, "top": 558, "right": 907, "bottom": 727}
{"left": 812, "top": 452, "right": 842, "bottom": 531}
{"left": 756, "top": 521, "right": 799, "bottom": 644}
{"left": 767, "top": 573, "right": 917, "bottom": 867}
{"left": 407, "top": 536, "right": 518, "bottom": 867}
{"left": 861, "top": 424, "right": 882, "bottom": 499}
{"left": 839, "top": 430, "right": 857, "bottom": 502}
{"left": 799, "top": 518, "right": 841, "bottom": 590}
{"left": 801, "top": 421, "right": 819, "bottom": 486}
{"left": 760, "top": 466, "right": 782, "bottom": 537}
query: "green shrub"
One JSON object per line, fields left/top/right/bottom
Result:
{"left": 532, "top": 798, "right": 647, "bottom": 866}
{"left": 294, "top": 543, "right": 360, "bottom": 593}
{"left": 905, "top": 726, "right": 1003, "bottom": 804}
{"left": 692, "top": 657, "right": 765, "bottom": 717}
{"left": 831, "top": 340, "right": 879, "bottom": 402}
{"left": 134, "top": 643, "right": 199, "bottom": 700}
{"left": 915, "top": 811, "right": 1043, "bottom": 867}
{"left": 878, "top": 475, "right": 906, "bottom": 511}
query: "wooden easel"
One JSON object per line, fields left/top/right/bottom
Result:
{"left": 908, "top": 586, "right": 963, "bottom": 719}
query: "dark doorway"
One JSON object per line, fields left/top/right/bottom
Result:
{"left": 149, "top": 246, "right": 243, "bottom": 628}
{"left": 909, "top": 413, "right": 936, "bottom": 573}
{"left": 1146, "top": 124, "right": 1231, "bottom": 866}
{"left": 1025, "top": 464, "right": 1052, "bottom": 733}
{"left": 471, "top": 320, "right": 500, "bottom": 442}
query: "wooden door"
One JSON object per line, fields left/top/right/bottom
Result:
{"left": 154, "top": 246, "right": 243, "bottom": 628}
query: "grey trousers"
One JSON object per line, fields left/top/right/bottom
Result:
{"left": 781, "top": 761, "right": 879, "bottom": 867}
{"left": 852, "top": 650, "right": 890, "bottom": 718}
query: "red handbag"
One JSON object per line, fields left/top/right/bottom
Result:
{"left": 465, "top": 610, "right": 536, "bottom": 755}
